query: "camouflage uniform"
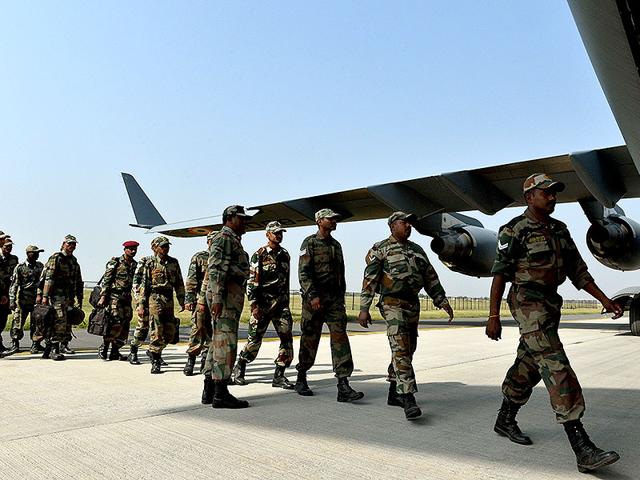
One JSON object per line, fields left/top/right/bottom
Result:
{"left": 9, "top": 259, "right": 44, "bottom": 341}
{"left": 0, "top": 250, "right": 19, "bottom": 347}
{"left": 360, "top": 235, "right": 448, "bottom": 394}
{"left": 492, "top": 208, "right": 594, "bottom": 423}
{"left": 296, "top": 233, "right": 354, "bottom": 378}
{"left": 203, "top": 225, "right": 250, "bottom": 381}
{"left": 239, "top": 245, "right": 293, "bottom": 367}
{"left": 100, "top": 255, "right": 137, "bottom": 348}
{"left": 138, "top": 252, "right": 185, "bottom": 355}
{"left": 185, "top": 250, "right": 212, "bottom": 356}
{"left": 130, "top": 256, "right": 153, "bottom": 347}
{"left": 39, "top": 251, "right": 83, "bottom": 343}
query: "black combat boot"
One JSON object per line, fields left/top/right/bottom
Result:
{"left": 30, "top": 341, "right": 44, "bottom": 353}
{"left": 60, "top": 342, "right": 75, "bottom": 355}
{"left": 160, "top": 356, "right": 168, "bottom": 367}
{"left": 272, "top": 365, "right": 294, "bottom": 389}
{"left": 50, "top": 343, "right": 66, "bottom": 361}
{"left": 41, "top": 341, "right": 52, "bottom": 359}
{"left": 109, "top": 345, "right": 127, "bottom": 361}
{"left": 0, "top": 339, "right": 20, "bottom": 357}
{"left": 0, "top": 339, "right": 7, "bottom": 353}
{"left": 149, "top": 351, "right": 162, "bottom": 374}
{"left": 563, "top": 420, "right": 620, "bottom": 473}
{"left": 336, "top": 377, "right": 365, "bottom": 403}
{"left": 294, "top": 371, "right": 313, "bottom": 396}
{"left": 231, "top": 358, "right": 248, "bottom": 385}
{"left": 399, "top": 393, "right": 422, "bottom": 420}
{"left": 183, "top": 354, "right": 196, "bottom": 376}
{"left": 128, "top": 345, "right": 141, "bottom": 364}
{"left": 202, "top": 375, "right": 214, "bottom": 405}
{"left": 494, "top": 397, "right": 532, "bottom": 445}
{"left": 98, "top": 342, "right": 110, "bottom": 360}
{"left": 387, "top": 381, "right": 403, "bottom": 407}
{"left": 212, "top": 380, "right": 249, "bottom": 409}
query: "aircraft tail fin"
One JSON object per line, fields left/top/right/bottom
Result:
{"left": 121, "top": 173, "right": 167, "bottom": 229}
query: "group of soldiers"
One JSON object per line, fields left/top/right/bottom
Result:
{"left": 0, "top": 172, "right": 624, "bottom": 473}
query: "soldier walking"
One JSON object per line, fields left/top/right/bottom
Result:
{"left": 183, "top": 233, "right": 214, "bottom": 376}
{"left": 136, "top": 236, "right": 185, "bottom": 374}
{"left": 127, "top": 246, "right": 155, "bottom": 365}
{"left": 487, "top": 173, "right": 622, "bottom": 473}
{"left": 294, "top": 208, "right": 363, "bottom": 402}
{"left": 232, "top": 221, "right": 295, "bottom": 389}
{"left": 37, "top": 235, "right": 83, "bottom": 361}
{"left": 0, "top": 236, "right": 19, "bottom": 354}
{"left": 358, "top": 212, "right": 454, "bottom": 420}
{"left": 201, "top": 205, "right": 251, "bottom": 409}
{"left": 3, "top": 245, "right": 45, "bottom": 356}
{"left": 96, "top": 241, "right": 139, "bottom": 361}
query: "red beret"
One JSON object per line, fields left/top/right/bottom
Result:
{"left": 123, "top": 241, "right": 140, "bottom": 248}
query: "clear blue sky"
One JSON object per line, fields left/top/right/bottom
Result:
{"left": 1, "top": 1, "right": 636, "bottom": 299}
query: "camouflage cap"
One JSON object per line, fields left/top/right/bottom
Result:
{"left": 315, "top": 208, "right": 341, "bottom": 222}
{"left": 151, "top": 236, "right": 171, "bottom": 248}
{"left": 388, "top": 211, "right": 417, "bottom": 226}
{"left": 63, "top": 234, "right": 78, "bottom": 244}
{"left": 266, "top": 221, "right": 286, "bottom": 233}
{"left": 26, "top": 245, "right": 44, "bottom": 253}
{"left": 523, "top": 173, "right": 565, "bottom": 194}
{"left": 223, "top": 205, "right": 252, "bottom": 219}
{"left": 3, "top": 238, "right": 14, "bottom": 246}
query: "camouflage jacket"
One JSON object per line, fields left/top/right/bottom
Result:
{"left": 138, "top": 254, "right": 185, "bottom": 308}
{"left": 491, "top": 209, "right": 594, "bottom": 294}
{"left": 9, "top": 260, "right": 44, "bottom": 305}
{"left": 205, "top": 226, "right": 249, "bottom": 304}
{"left": 40, "top": 252, "right": 83, "bottom": 301}
{"left": 247, "top": 245, "right": 290, "bottom": 308}
{"left": 360, "top": 235, "right": 447, "bottom": 311}
{"left": 185, "top": 250, "right": 208, "bottom": 305}
{"left": 0, "top": 252, "right": 19, "bottom": 297}
{"left": 298, "top": 233, "right": 346, "bottom": 300}
{"left": 100, "top": 254, "right": 137, "bottom": 298}
{"left": 132, "top": 255, "right": 153, "bottom": 301}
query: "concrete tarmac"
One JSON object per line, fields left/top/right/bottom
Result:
{"left": 0, "top": 318, "right": 636, "bottom": 479}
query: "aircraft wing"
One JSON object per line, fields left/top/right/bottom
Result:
{"left": 128, "top": 144, "right": 638, "bottom": 238}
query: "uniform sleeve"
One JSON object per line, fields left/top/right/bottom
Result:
{"left": 100, "top": 258, "right": 117, "bottom": 297}
{"left": 360, "top": 245, "right": 382, "bottom": 312}
{"left": 491, "top": 225, "right": 518, "bottom": 280}
{"left": 8, "top": 266, "right": 20, "bottom": 304}
{"left": 172, "top": 260, "right": 186, "bottom": 305}
{"left": 563, "top": 230, "right": 594, "bottom": 290}
{"left": 184, "top": 254, "right": 199, "bottom": 304}
{"left": 137, "top": 260, "right": 151, "bottom": 308}
{"left": 298, "top": 237, "right": 317, "bottom": 299}
{"left": 246, "top": 250, "right": 260, "bottom": 304}
{"left": 41, "top": 256, "right": 57, "bottom": 297}
{"left": 132, "top": 259, "right": 146, "bottom": 300}
{"left": 418, "top": 247, "right": 447, "bottom": 308}
{"left": 208, "top": 235, "right": 232, "bottom": 304}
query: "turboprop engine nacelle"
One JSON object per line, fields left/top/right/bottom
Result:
{"left": 430, "top": 225, "right": 497, "bottom": 277}
{"left": 586, "top": 215, "right": 640, "bottom": 271}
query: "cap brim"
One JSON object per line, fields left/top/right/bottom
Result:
{"left": 236, "top": 213, "right": 253, "bottom": 219}
{"left": 271, "top": 228, "right": 286, "bottom": 233}
{"left": 405, "top": 213, "right": 417, "bottom": 222}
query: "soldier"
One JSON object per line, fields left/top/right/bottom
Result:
{"left": 2, "top": 245, "right": 45, "bottom": 357}
{"left": 183, "top": 232, "right": 215, "bottom": 376}
{"left": 96, "top": 241, "right": 139, "bottom": 361}
{"left": 294, "top": 208, "right": 363, "bottom": 402}
{"left": 232, "top": 221, "right": 295, "bottom": 389}
{"left": 358, "top": 212, "right": 454, "bottom": 420}
{"left": 487, "top": 173, "right": 622, "bottom": 473}
{"left": 201, "top": 205, "right": 251, "bottom": 409}
{"left": 136, "top": 236, "right": 185, "bottom": 374}
{"left": 37, "top": 235, "right": 83, "bottom": 361}
{"left": 0, "top": 236, "right": 19, "bottom": 354}
{"left": 127, "top": 246, "right": 155, "bottom": 365}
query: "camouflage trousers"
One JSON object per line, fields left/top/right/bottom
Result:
{"left": 10, "top": 303, "right": 35, "bottom": 341}
{"left": 103, "top": 294, "right": 133, "bottom": 348}
{"left": 296, "top": 296, "right": 354, "bottom": 379}
{"left": 239, "top": 305, "right": 293, "bottom": 367}
{"left": 130, "top": 310, "right": 150, "bottom": 346}
{"left": 203, "top": 282, "right": 245, "bottom": 381}
{"left": 504, "top": 293, "right": 585, "bottom": 423}
{"left": 186, "top": 305, "right": 212, "bottom": 356}
{"left": 147, "top": 293, "right": 176, "bottom": 354}
{"left": 47, "top": 296, "right": 70, "bottom": 343}
{"left": 380, "top": 301, "right": 419, "bottom": 394}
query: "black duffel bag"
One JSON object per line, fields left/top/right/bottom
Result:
{"left": 32, "top": 304, "right": 56, "bottom": 337}
{"left": 66, "top": 306, "right": 86, "bottom": 326}
{"left": 87, "top": 308, "right": 111, "bottom": 336}
{"left": 89, "top": 286, "right": 102, "bottom": 308}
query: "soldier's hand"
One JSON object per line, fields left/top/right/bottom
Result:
{"left": 251, "top": 305, "right": 263, "bottom": 320}
{"left": 485, "top": 316, "right": 502, "bottom": 341}
{"left": 310, "top": 297, "right": 321, "bottom": 311}
{"left": 36, "top": 294, "right": 42, "bottom": 305}
{"left": 602, "top": 299, "right": 624, "bottom": 319}
{"left": 197, "top": 303, "right": 206, "bottom": 313}
{"left": 212, "top": 303, "right": 223, "bottom": 319}
{"left": 185, "top": 303, "right": 194, "bottom": 312}
{"left": 0, "top": 296, "right": 7, "bottom": 305}
{"left": 97, "top": 296, "right": 107, "bottom": 308}
{"left": 358, "top": 311, "right": 371, "bottom": 328}
{"left": 442, "top": 303, "right": 454, "bottom": 323}
{"left": 42, "top": 297, "right": 49, "bottom": 306}
{"left": 137, "top": 306, "right": 145, "bottom": 318}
